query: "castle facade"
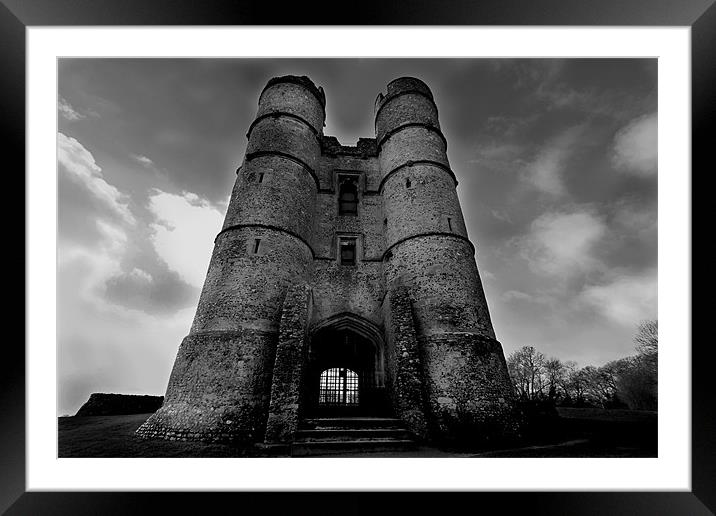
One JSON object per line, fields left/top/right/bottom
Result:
{"left": 137, "top": 75, "right": 517, "bottom": 447}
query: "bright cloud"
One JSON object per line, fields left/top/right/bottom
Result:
{"left": 611, "top": 112, "right": 657, "bottom": 176}
{"left": 58, "top": 221, "right": 127, "bottom": 310}
{"left": 58, "top": 97, "right": 85, "bottom": 121}
{"left": 58, "top": 132, "right": 135, "bottom": 225}
{"left": 579, "top": 269, "right": 657, "bottom": 326}
{"left": 612, "top": 200, "right": 657, "bottom": 240}
{"left": 148, "top": 190, "right": 224, "bottom": 287}
{"left": 56, "top": 137, "right": 201, "bottom": 415}
{"left": 132, "top": 154, "right": 155, "bottom": 167}
{"left": 524, "top": 125, "right": 585, "bottom": 196}
{"left": 502, "top": 290, "right": 532, "bottom": 302}
{"left": 129, "top": 267, "right": 153, "bottom": 283}
{"left": 520, "top": 209, "right": 606, "bottom": 276}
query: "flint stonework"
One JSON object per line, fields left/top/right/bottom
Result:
{"left": 137, "top": 75, "right": 518, "bottom": 446}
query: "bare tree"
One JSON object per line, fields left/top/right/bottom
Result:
{"left": 635, "top": 320, "right": 658, "bottom": 358}
{"left": 506, "top": 321, "right": 657, "bottom": 410}
{"left": 634, "top": 319, "right": 658, "bottom": 381}
{"left": 581, "top": 365, "right": 620, "bottom": 408}
{"left": 543, "top": 358, "right": 566, "bottom": 401}
{"left": 615, "top": 320, "right": 657, "bottom": 410}
{"left": 507, "top": 346, "right": 546, "bottom": 401}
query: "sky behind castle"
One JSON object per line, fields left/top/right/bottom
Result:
{"left": 57, "top": 58, "right": 657, "bottom": 415}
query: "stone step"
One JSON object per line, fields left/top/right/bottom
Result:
{"left": 294, "top": 428, "right": 412, "bottom": 442}
{"left": 291, "top": 438, "right": 418, "bottom": 457}
{"left": 301, "top": 417, "right": 404, "bottom": 430}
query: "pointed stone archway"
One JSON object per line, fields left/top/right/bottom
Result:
{"left": 304, "top": 313, "right": 388, "bottom": 417}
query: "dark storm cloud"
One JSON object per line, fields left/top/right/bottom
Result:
{"left": 59, "top": 56, "right": 658, "bottom": 296}
{"left": 57, "top": 58, "right": 658, "bottom": 414}
{"left": 104, "top": 267, "right": 198, "bottom": 315}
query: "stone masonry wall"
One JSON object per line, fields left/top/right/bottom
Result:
{"left": 385, "top": 235, "right": 494, "bottom": 337}
{"left": 141, "top": 75, "right": 518, "bottom": 446}
{"left": 136, "top": 328, "right": 278, "bottom": 443}
{"left": 191, "top": 227, "right": 311, "bottom": 333}
{"left": 224, "top": 155, "right": 316, "bottom": 242}
{"left": 311, "top": 260, "right": 384, "bottom": 328}
{"left": 246, "top": 116, "right": 321, "bottom": 171}
{"left": 257, "top": 81, "right": 325, "bottom": 133}
{"left": 378, "top": 126, "right": 449, "bottom": 174}
{"left": 382, "top": 163, "right": 466, "bottom": 249}
{"left": 376, "top": 92, "right": 439, "bottom": 144}
{"left": 418, "top": 332, "right": 521, "bottom": 444}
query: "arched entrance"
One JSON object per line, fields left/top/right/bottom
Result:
{"left": 305, "top": 314, "right": 388, "bottom": 417}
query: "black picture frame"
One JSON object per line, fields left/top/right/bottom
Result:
{"left": 4, "top": 0, "right": 712, "bottom": 514}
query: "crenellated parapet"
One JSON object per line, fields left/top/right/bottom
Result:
{"left": 321, "top": 136, "right": 378, "bottom": 158}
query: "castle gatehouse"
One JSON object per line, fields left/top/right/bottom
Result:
{"left": 136, "top": 75, "right": 518, "bottom": 447}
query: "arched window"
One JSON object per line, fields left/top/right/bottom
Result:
{"left": 338, "top": 179, "right": 358, "bottom": 215}
{"left": 319, "top": 367, "right": 359, "bottom": 406}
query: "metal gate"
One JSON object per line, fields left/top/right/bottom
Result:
{"left": 318, "top": 367, "right": 359, "bottom": 407}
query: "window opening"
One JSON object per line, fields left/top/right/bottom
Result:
{"left": 253, "top": 238, "right": 261, "bottom": 254}
{"left": 406, "top": 178, "right": 411, "bottom": 188}
{"left": 339, "top": 178, "right": 358, "bottom": 215}
{"left": 340, "top": 239, "right": 356, "bottom": 265}
{"left": 319, "top": 368, "right": 359, "bottom": 406}
{"left": 448, "top": 217, "right": 453, "bottom": 232}
{"left": 258, "top": 172, "right": 264, "bottom": 183}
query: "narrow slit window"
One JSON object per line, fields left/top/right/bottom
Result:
{"left": 406, "top": 178, "right": 411, "bottom": 188}
{"left": 258, "top": 172, "right": 264, "bottom": 183}
{"left": 447, "top": 217, "right": 453, "bottom": 232}
{"left": 253, "top": 238, "right": 261, "bottom": 254}
{"left": 340, "top": 239, "right": 356, "bottom": 265}
{"left": 339, "top": 179, "right": 358, "bottom": 215}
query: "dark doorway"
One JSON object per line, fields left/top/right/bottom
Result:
{"left": 305, "top": 320, "right": 388, "bottom": 417}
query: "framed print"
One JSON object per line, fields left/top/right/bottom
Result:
{"left": 5, "top": 0, "right": 713, "bottom": 513}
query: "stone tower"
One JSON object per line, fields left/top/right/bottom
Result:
{"left": 137, "top": 75, "right": 518, "bottom": 446}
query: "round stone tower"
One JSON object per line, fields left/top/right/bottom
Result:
{"left": 377, "top": 77, "right": 517, "bottom": 442}
{"left": 136, "top": 76, "right": 324, "bottom": 443}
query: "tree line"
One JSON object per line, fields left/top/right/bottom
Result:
{"left": 506, "top": 320, "right": 657, "bottom": 411}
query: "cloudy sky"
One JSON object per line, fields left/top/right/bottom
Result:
{"left": 57, "top": 59, "right": 657, "bottom": 416}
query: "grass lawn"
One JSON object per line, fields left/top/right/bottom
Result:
{"left": 58, "top": 413, "right": 274, "bottom": 457}
{"left": 58, "top": 407, "right": 657, "bottom": 458}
